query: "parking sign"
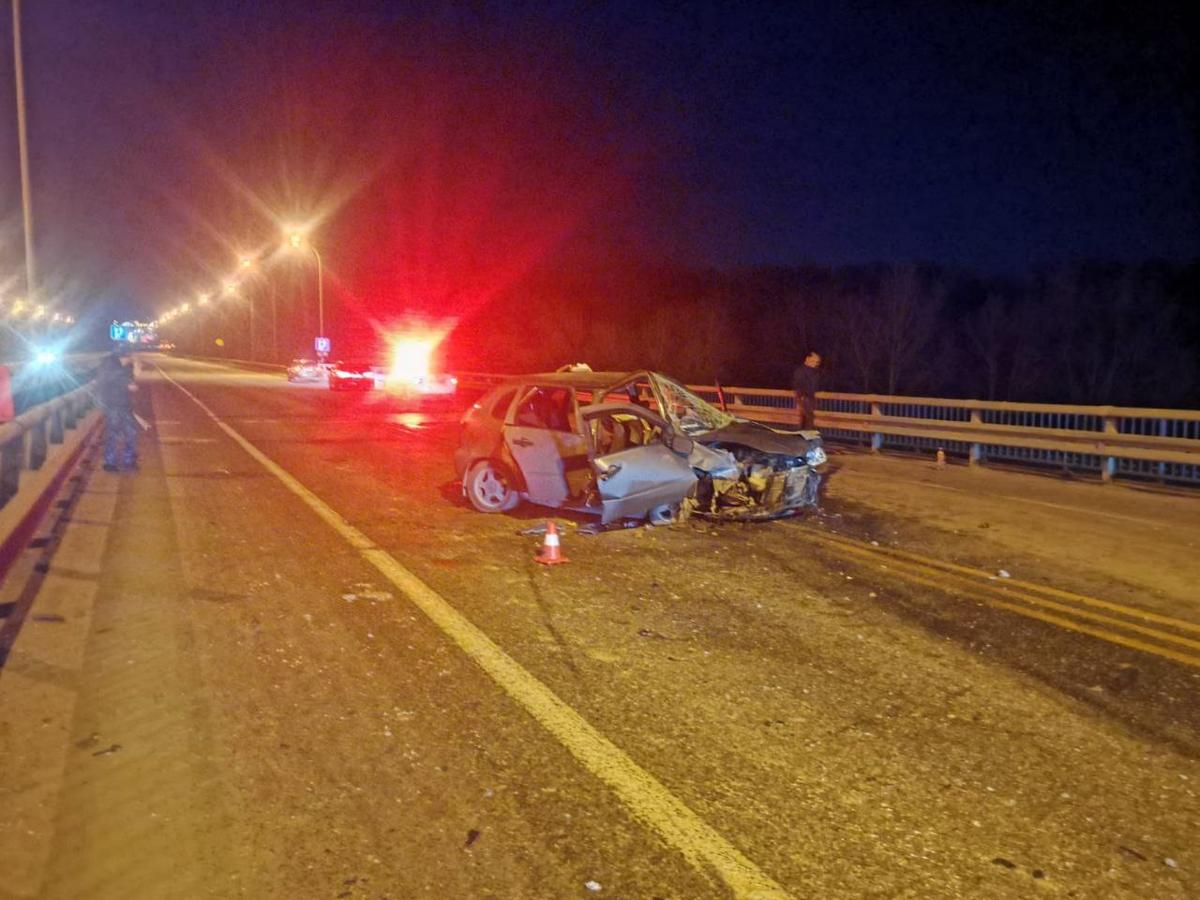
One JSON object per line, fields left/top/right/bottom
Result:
{"left": 314, "top": 336, "right": 331, "bottom": 354}
{"left": 110, "top": 322, "right": 126, "bottom": 341}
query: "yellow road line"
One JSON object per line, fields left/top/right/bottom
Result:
{"left": 809, "top": 536, "right": 1200, "bottom": 670}
{"left": 813, "top": 529, "right": 1200, "bottom": 635}
{"left": 161, "top": 367, "right": 791, "bottom": 900}
{"left": 814, "top": 537, "right": 1200, "bottom": 654}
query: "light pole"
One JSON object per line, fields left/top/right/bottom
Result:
{"left": 239, "top": 256, "right": 257, "bottom": 359}
{"left": 12, "top": 0, "right": 36, "bottom": 302}
{"left": 287, "top": 229, "right": 324, "bottom": 340}
{"left": 269, "top": 278, "right": 278, "bottom": 362}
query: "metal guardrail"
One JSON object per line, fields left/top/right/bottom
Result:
{"left": 0, "top": 384, "right": 95, "bottom": 508}
{"left": 454, "top": 373, "right": 1200, "bottom": 486}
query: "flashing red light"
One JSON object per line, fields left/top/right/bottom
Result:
{"left": 389, "top": 337, "right": 435, "bottom": 383}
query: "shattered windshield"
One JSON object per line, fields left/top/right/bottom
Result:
{"left": 651, "top": 374, "right": 735, "bottom": 435}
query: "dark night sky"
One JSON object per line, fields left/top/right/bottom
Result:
{"left": 1, "top": 0, "right": 1195, "bottom": 324}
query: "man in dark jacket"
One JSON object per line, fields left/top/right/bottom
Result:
{"left": 96, "top": 350, "right": 139, "bottom": 471}
{"left": 792, "top": 350, "right": 822, "bottom": 430}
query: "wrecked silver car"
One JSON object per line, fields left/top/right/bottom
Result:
{"left": 455, "top": 369, "right": 826, "bottom": 523}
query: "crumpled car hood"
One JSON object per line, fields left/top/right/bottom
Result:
{"left": 694, "top": 421, "right": 818, "bottom": 456}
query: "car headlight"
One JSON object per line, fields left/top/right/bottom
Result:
{"left": 805, "top": 445, "right": 827, "bottom": 466}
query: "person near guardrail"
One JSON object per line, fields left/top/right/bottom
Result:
{"left": 792, "top": 350, "right": 821, "bottom": 429}
{"left": 96, "top": 350, "right": 139, "bottom": 472}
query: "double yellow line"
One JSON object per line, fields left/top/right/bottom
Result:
{"left": 801, "top": 529, "right": 1200, "bottom": 670}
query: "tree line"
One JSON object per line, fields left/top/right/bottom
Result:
{"left": 448, "top": 259, "right": 1200, "bottom": 409}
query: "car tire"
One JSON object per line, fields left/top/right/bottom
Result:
{"left": 464, "top": 459, "right": 520, "bottom": 513}
{"left": 647, "top": 503, "right": 678, "bottom": 526}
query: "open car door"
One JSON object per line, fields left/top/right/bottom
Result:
{"left": 581, "top": 403, "right": 697, "bottom": 524}
{"left": 504, "top": 386, "right": 589, "bottom": 508}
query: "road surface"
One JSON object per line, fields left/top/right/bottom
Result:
{"left": 1, "top": 355, "right": 1197, "bottom": 899}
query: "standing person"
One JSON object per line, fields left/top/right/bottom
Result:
{"left": 95, "top": 349, "right": 139, "bottom": 472}
{"left": 792, "top": 350, "right": 822, "bottom": 430}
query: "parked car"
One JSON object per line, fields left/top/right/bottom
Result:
{"left": 287, "top": 358, "right": 325, "bottom": 382}
{"left": 328, "top": 360, "right": 384, "bottom": 391}
{"left": 455, "top": 368, "right": 826, "bottom": 523}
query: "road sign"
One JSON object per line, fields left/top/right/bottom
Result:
{"left": 110, "top": 323, "right": 126, "bottom": 341}
{"left": 315, "top": 336, "right": 331, "bottom": 354}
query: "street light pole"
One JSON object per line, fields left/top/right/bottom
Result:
{"left": 12, "top": 0, "right": 37, "bottom": 301}
{"left": 270, "top": 278, "right": 278, "bottom": 363}
{"left": 310, "top": 245, "right": 324, "bottom": 338}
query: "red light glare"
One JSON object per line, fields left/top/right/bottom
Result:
{"left": 390, "top": 337, "right": 435, "bottom": 382}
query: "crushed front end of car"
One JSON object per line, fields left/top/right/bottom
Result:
{"left": 636, "top": 373, "right": 827, "bottom": 520}
{"left": 689, "top": 439, "right": 826, "bottom": 520}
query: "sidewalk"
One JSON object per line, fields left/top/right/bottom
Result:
{"left": 0, "top": 437, "right": 234, "bottom": 900}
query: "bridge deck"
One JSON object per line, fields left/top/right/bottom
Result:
{"left": 1, "top": 355, "right": 1197, "bottom": 900}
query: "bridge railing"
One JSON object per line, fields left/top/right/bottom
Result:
{"left": 0, "top": 384, "right": 96, "bottom": 508}
{"left": 455, "top": 373, "right": 1200, "bottom": 485}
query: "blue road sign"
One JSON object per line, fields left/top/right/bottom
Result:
{"left": 315, "top": 336, "right": 331, "bottom": 354}
{"left": 110, "top": 323, "right": 126, "bottom": 341}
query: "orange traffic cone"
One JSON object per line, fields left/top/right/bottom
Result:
{"left": 535, "top": 520, "right": 569, "bottom": 565}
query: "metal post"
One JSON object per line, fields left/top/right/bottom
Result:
{"left": 12, "top": 0, "right": 37, "bottom": 301}
{"left": 312, "top": 245, "right": 324, "bottom": 339}
{"left": 969, "top": 407, "right": 983, "bottom": 467}
{"left": 270, "top": 278, "right": 278, "bottom": 362}
{"left": 1102, "top": 414, "right": 1118, "bottom": 484}
{"left": 29, "top": 420, "right": 46, "bottom": 469}
{"left": 0, "top": 437, "right": 21, "bottom": 506}
{"left": 870, "top": 401, "right": 882, "bottom": 452}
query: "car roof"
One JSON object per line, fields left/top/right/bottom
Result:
{"left": 497, "top": 370, "right": 642, "bottom": 391}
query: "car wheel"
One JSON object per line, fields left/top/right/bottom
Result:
{"left": 647, "top": 503, "right": 678, "bottom": 526}
{"left": 465, "top": 460, "right": 520, "bottom": 513}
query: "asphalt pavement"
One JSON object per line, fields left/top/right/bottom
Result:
{"left": 0, "top": 354, "right": 1196, "bottom": 899}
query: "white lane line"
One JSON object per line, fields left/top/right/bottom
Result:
{"left": 159, "top": 367, "right": 791, "bottom": 900}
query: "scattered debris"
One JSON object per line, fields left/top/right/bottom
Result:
{"left": 637, "top": 628, "right": 668, "bottom": 640}
{"left": 92, "top": 744, "right": 122, "bottom": 757}
{"left": 74, "top": 732, "right": 100, "bottom": 750}
{"left": 342, "top": 594, "right": 357, "bottom": 602}
{"left": 1031, "top": 869, "right": 1046, "bottom": 879}
{"left": 997, "top": 569, "right": 1011, "bottom": 579}
{"left": 465, "top": 828, "right": 481, "bottom": 848}
{"left": 1118, "top": 846, "right": 1147, "bottom": 862}
{"left": 991, "top": 857, "right": 1017, "bottom": 869}
{"left": 584, "top": 881, "right": 602, "bottom": 892}
{"left": 32, "top": 613, "right": 66, "bottom": 623}
{"left": 1165, "top": 858, "right": 1179, "bottom": 869}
